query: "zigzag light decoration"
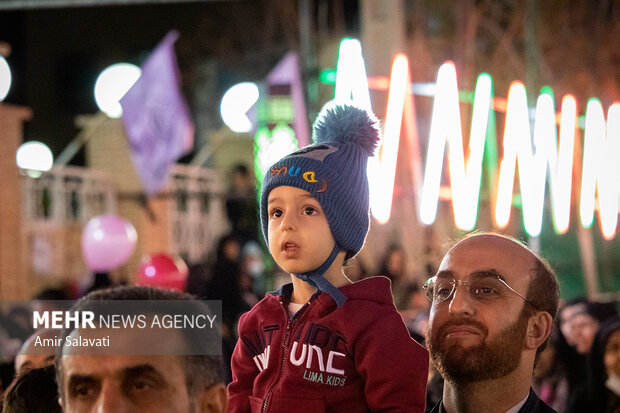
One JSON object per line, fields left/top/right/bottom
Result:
{"left": 580, "top": 100, "right": 620, "bottom": 240}
{"left": 495, "top": 83, "right": 577, "bottom": 237}
{"left": 329, "top": 38, "right": 619, "bottom": 238}
{"left": 420, "top": 63, "right": 491, "bottom": 230}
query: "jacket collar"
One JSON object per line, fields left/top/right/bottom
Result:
{"left": 271, "top": 276, "right": 395, "bottom": 309}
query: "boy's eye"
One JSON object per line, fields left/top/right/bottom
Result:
{"left": 303, "top": 206, "right": 318, "bottom": 215}
{"left": 269, "top": 208, "right": 283, "bottom": 219}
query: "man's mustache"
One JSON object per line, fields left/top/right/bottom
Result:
{"left": 433, "top": 316, "right": 488, "bottom": 342}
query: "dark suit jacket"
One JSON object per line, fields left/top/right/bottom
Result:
{"left": 426, "top": 388, "right": 557, "bottom": 413}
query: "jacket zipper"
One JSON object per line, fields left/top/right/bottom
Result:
{"left": 262, "top": 298, "right": 312, "bottom": 413}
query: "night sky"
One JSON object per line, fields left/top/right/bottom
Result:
{"left": 0, "top": 1, "right": 301, "bottom": 165}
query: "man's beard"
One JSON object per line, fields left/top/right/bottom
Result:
{"left": 426, "top": 308, "right": 530, "bottom": 384}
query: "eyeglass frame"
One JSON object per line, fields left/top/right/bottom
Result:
{"left": 423, "top": 270, "right": 539, "bottom": 310}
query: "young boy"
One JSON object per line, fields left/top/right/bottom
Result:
{"left": 227, "top": 103, "right": 429, "bottom": 412}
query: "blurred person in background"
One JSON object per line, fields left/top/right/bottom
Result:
{"left": 202, "top": 234, "right": 250, "bottom": 330}
{"left": 558, "top": 297, "right": 588, "bottom": 347}
{"left": 225, "top": 164, "right": 259, "bottom": 245}
{"left": 570, "top": 301, "right": 618, "bottom": 355}
{"left": 532, "top": 327, "right": 569, "bottom": 412}
{"left": 568, "top": 316, "right": 620, "bottom": 413}
{"left": 379, "top": 243, "right": 410, "bottom": 310}
{"left": 561, "top": 300, "right": 617, "bottom": 413}
{"left": 239, "top": 240, "right": 265, "bottom": 302}
{"left": 199, "top": 234, "right": 250, "bottom": 385}
{"left": 2, "top": 365, "right": 61, "bottom": 413}
{"left": 401, "top": 283, "right": 431, "bottom": 343}
{"left": 555, "top": 298, "right": 590, "bottom": 412}
{"left": 13, "top": 329, "right": 59, "bottom": 377}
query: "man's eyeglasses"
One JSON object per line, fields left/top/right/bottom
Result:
{"left": 423, "top": 272, "right": 538, "bottom": 310}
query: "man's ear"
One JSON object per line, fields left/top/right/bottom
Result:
{"left": 525, "top": 311, "right": 553, "bottom": 351}
{"left": 198, "top": 382, "right": 228, "bottom": 413}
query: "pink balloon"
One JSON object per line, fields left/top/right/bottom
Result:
{"left": 136, "top": 253, "right": 188, "bottom": 292}
{"left": 81, "top": 214, "right": 138, "bottom": 272}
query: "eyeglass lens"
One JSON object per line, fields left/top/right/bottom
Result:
{"left": 425, "top": 277, "right": 509, "bottom": 303}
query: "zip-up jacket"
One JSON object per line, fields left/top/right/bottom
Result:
{"left": 227, "top": 276, "right": 429, "bottom": 413}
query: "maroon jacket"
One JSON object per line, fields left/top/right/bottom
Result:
{"left": 227, "top": 276, "right": 429, "bottom": 413}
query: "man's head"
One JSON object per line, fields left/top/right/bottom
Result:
{"left": 569, "top": 301, "right": 618, "bottom": 354}
{"left": 56, "top": 286, "right": 227, "bottom": 413}
{"left": 3, "top": 365, "right": 61, "bottom": 413}
{"left": 14, "top": 328, "right": 60, "bottom": 376}
{"left": 425, "top": 233, "right": 558, "bottom": 385}
{"left": 558, "top": 297, "right": 588, "bottom": 346}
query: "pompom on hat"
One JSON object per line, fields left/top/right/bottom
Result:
{"left": 260, "top": 102, "right": 381, "bottom": 306}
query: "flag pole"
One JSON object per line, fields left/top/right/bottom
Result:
{"left": 54, "top": 111, "right": 108, "bottom": 166}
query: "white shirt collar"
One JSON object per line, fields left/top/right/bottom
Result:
{"left": 439, "top": 392, "right": 529, "bottom": 413}
{"left": 505, "top": 393, "right": 529, "bottom": 413}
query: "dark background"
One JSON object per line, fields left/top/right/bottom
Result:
{"left": 0, "top": 0, "right": 360, "bottom": 164}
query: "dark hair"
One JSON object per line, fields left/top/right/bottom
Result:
{"left": 55, "top": 286, "right": 224, "bottom": 401}
{"left": 34, "top": 287, "right": 69, "bottom": 301}
{"left": 578, "top": 301, "right": 618, "bottom": 324}
{"left": 379, "top": 243, "right": 406, "bottom": 281}
{"left": 524, "top": 251, "right": 559, "bottom": 359}
{"left": 3, "top": 365, "right": 62, "bottom": 413}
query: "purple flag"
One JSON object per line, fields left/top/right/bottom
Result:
{"left": 120, "top": 30, "right": 194, "bottom": 194}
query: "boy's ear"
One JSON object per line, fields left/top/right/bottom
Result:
{"left": 198, "top": 382, "right": 228, "bottom": 413}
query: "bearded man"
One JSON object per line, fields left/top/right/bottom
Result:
{"left": 424, "top": 233, "right": 559, "bottom": 413}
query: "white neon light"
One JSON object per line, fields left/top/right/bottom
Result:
{"left": 420, "top": 63, "right": 491, "bottom": 230}
{"left": 369, "top": 54, "right": 409, "bottom": 224}
{"left": 550, "top": 95, "right": 577, "bottom": 234}
{"left": 334, "top": 39, "right": 372, "bottom": 111}
{"left": 580, "top": 100, "right": 619, "bottom": 239}
{"left": 495, "top": 87, "right": 578, "bottom": 236}
{"left": 496, "top": 82, "right": 529, "bottom": 230}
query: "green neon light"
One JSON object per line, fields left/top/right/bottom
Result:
{"left": 320, "top": 69, "right": 337, "bottom": 84}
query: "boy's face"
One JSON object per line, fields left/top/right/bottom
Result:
{"left": 267, "top": 186, "right": 335, "bottom": 274}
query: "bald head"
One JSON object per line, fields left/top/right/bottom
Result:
{"left": 444, "top": 233, "right": 540, "bottom": 283}
{"left": 447, "top": 234, "right": 539, "bottom": 275}
{"left": 15, "top": 329, "right": 60, "bottom": 375}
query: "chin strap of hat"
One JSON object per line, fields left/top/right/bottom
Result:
{"left": 294, "top": 244, "right": 347, "bottom": 307}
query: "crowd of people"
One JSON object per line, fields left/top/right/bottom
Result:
{"left": 0, "top": 103, "right": 618, "bottom": 412}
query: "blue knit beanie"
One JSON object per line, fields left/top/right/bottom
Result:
{"left": 260, "top": 102, "right": 380, "bottom": 306}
